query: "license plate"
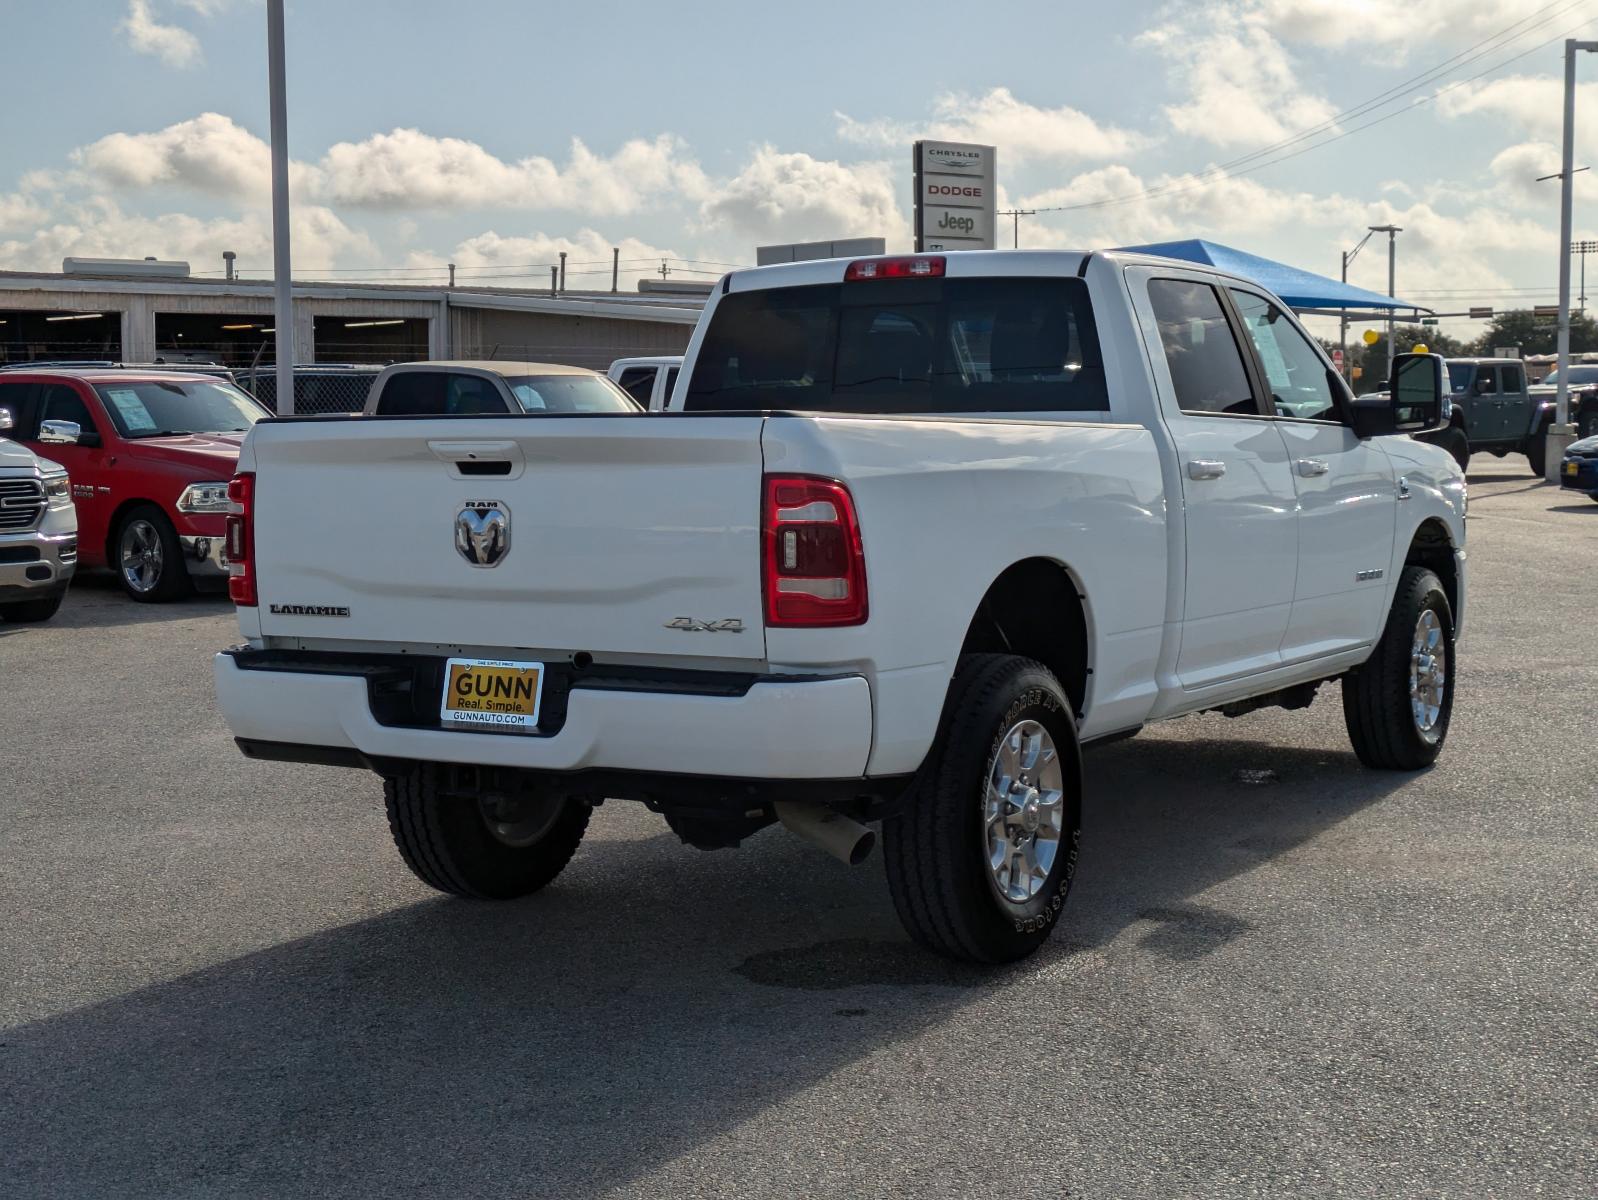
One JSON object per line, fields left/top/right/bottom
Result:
{"left": 440, "top": 658, "right": 545, "bottom": 731}
{"left": 1565, "top": 461, "right": 1579, "bottom": 477}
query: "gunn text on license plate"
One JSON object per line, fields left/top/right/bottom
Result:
{"left": 440, "top": 658, "right": 545, "bottom": 731}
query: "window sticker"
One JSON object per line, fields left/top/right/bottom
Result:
{"left": 1247, "top": 316, "right": 1292, "bottom": 390}
{"left": 105, "top": 388, "right": 157, "bottom": 431}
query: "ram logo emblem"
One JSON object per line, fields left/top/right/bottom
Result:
{"left": 455, "top": 501, "right": 510, "bottom": 568}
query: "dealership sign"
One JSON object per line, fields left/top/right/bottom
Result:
{"left": 914, "top": 140, "right": 996, "bottom": 252}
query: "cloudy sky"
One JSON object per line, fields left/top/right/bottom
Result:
{"left": 4, "top": 0, "right": 1598, "bottom": 334}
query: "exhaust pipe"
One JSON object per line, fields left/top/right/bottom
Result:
{"left": 775, "top": 802, "right": 875, "bottom": 866}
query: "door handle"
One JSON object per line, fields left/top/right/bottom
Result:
{"left": 1186, "top": 459, "right": 1227, "bottom": 481}
{"left": 1296, "top": 458, "right": 1330, "bottom": 478}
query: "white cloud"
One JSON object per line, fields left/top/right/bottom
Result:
{"left": 120, "top": 0, "right": 203, "bottom": 68}
{"left": 1138, "top": 11, "right": 1338, "bottom": 148}
{"left": 1255, "top": 0, "right": 1563, "bottom": 51}
{"left": 837, "top": 87, "right": 1141, "bottom": 163}
{"left": 698, "top": 147, "right": 910, "bottom": 246}
{"left": 319, "top": 129, "right": 707, "bottom": 214}
{"left": 0, "top": 197, "right": 376, "bottom": 275}
{"left": 1437, "top": 75, "right": 1598, "bottom": 157}
{"left": 0, "top": 192, "right": 50, "bottom": 234}
{"left": 75, "top": 113, "right": 316, "bottom": 200}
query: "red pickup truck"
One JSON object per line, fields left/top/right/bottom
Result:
{"left": 0, "top": 368, "right": 267, "bottom": 601}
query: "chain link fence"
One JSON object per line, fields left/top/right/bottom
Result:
{"left": 238, "top": 366, "right": 383, "bottom": 414}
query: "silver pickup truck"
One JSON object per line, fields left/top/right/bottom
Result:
{"left": 0, "top": 410, "right": 77, "bottom": 623}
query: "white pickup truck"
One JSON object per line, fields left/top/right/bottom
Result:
{"left": 213, "top": 250, "right": 1465, "bottom": 963}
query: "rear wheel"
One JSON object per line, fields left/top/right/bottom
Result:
{"left": 1342, "top": 566, "right": 1455, "bottom": 770}
{"left": 1526, "top": 430, "right": 1547, "bottom": 478}
{"left": 113, "top": 505, "right": 191, "bottom": 603}
{"left": 883, "top": 654, "right": 1083, "bottom": 963}
{"left": 0, "top": 592, "right": 64, "bottom": 622}
{"left": 383, "top": 763, "right": 590, "bottom": 898}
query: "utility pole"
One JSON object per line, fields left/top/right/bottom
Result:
{"left": 1378, "top": 225, "right": 1402, "bottom": 382}
{"left": 611, "top": 247, "right": 619, "bottom": 294}
{"left": 1549, "top": 40, "right": 1598, "bottom": 480}
{"left": 265, "top": 0, "right": 294, "bottom": 414}
{"left": 998, "top": 209, "right": 1035, "bottom": 248}
{"left": 558, "top": 251, "right": 566, "bottom": 293}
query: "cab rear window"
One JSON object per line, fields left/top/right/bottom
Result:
{"left": 684, "top": 276, "right": 1107, "bottom": 414}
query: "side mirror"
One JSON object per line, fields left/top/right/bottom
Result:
{"left": 0, "top": 408, "right": 13, "bottom": 432}
{"left": 1349, "top": 353, "right": 1449, "bottom": 438}
{"left": 38, "top": 419, "right": 83, "bottom": 445}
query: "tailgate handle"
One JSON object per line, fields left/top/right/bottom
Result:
{"left": 428, "top": 440, "right": 524, "bottom": 480}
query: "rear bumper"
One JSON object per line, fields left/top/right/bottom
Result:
{"left": 213, "top": 650, "right": 875, "bottom": 779}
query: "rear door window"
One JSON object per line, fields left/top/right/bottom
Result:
{"left": 684, "top": 276, "right": 1107, "bottom": 414}
{"left": 1500, "top": 364, "right": 1523, "bottom": 393}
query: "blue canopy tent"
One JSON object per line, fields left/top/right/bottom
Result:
{"left": 1114, "top": 239, "right": 1427, "bottom": 315}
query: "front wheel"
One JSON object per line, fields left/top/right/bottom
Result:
{"left": 0, "top": 592, "right": 64, "bottom": 622}
{"left": 384, "top": 763, "right": 590, "bottom": 898}
{"left": 113, "top": 505, "right": 191, "bottom": 603}
{"left": 1342, "top": 566, "right": 1455, "bottom": 770}
{"left": 883, "top": 654, "right": 1083, "bottom": 963}
{"left": 1434, "top": 425, "right": 1470, "bottom": 474}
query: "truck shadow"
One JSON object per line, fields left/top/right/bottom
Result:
{"left": 51, "top": 571, "right": 233, "bottom": 630}
{"left": 2, "top": 733, "right": 1406, "bottom": 1198}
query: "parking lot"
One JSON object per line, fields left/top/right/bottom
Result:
{"left": 0, "top": 460, "right": 1592, "bottom": 1199}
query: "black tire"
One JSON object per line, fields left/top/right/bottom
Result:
{"left": 1580, "top": 408, "right": 1598, "bottom": 439}
{"left": 1342, "top": 566, "right": 1455, "bottom": 770}
{"left": 1436, "top": 425, "right": 1470, "bottom": 474}
{"left": 883, "top": 654, "right": 1083, "bottom": 963}
{"left": 383, "top": 763, "right": 590, "bottom": 899}
{"left": 1526, "top": 430, "right": 1546, "bottom": 478}
{"left": 0, "top": 592, "right": 64, "bottom": 622}
{"left": 112, "top": 504, "right": 191, "bottom": 603}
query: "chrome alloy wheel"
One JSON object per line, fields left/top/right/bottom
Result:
{"left": 478, "top": 793, "right": 564, "bottom": 848}
{"left": 983, "top": 719, "right": 1066, "bottom": 904}
{"left": 1409, "top": 608, "right": 1447, "bottom": 742}
{"left": 119, "top": 518, "right": 164, "bottom": 595}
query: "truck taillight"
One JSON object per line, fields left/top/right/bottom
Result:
{"left": 762, "top": 475, "right": 867, "bottom": 627}
{"left": 225, "top": 472, "right": 256, "bottom": 607}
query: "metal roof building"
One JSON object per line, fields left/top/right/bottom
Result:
{"left": 0, "top": 260, "right": 708, "bottom": 371}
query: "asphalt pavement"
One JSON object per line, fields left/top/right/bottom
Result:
{"left": 1, "top": 457, "right": 1593, "bottom": 1199}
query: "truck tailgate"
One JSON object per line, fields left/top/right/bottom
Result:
{"left": 246, "top": 416, "right": 768, "bottom": 662}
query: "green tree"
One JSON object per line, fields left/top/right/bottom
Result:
{"left": 1462, "top": 309, "right": 1598, "bottom": 357}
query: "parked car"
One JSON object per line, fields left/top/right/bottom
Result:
{"left": 242, "top": 363, "right": 382, "bottom": 415}
{"left": 0, "top": 368, "right": 266, "bottom": 601}
{"left": 363, "top": 361, "right": 640, "bottom": 415}
{"left": 1527, "top": 365, "right": 1598, "bottom": 440}
{"left": 1559, "top": 432, "right": 1598, "bottom": 501}
{"left": 0, "top": 408, "right": 77, "bottom": 622}
{"left": 1417, "top": 357, "right": 1550, "bottom": 475}
{"left": 213, "top": 250, "right": 1463, "bottom": 964}
{"left": 607, "top": 355, "right": 683, "bottom": 410}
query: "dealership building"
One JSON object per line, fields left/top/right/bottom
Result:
{"left": 0, "top": 258, "right": 707, "bottom": 371}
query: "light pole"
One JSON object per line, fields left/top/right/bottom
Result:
{"left": 1366, "top": 224, "right": 1403, "bottom": 383}
{"left": 1548, "top": 39, "right": 1598, "bottom": 481}
{"left": 1341, "top": 229, "right": 1379, "bottom": 380}
{"left": 266, "top": 0, "right": 294, "bottom": 415}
